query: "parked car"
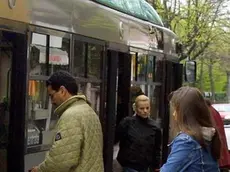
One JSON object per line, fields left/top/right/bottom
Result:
{"left": 212, "top": 104, "right": 230, "bottom": 124}
{"left": 224, "top": 125, "right": 230, "bottom": 150}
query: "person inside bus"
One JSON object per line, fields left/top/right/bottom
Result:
{"left": 161, "top": 86, "right": 221, "bottom": 172}
{"left": 115, "top": 95, "right": 161, "bottom": 172}
{"left": 205, "top": 98, "right": 230, "bottom": 171}
{"left": 31, "top": 70, "right": 104, "bottom": 172}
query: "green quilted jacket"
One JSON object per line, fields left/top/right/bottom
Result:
{"left": 37, "top": 95, "right": 104, "bottom": 172}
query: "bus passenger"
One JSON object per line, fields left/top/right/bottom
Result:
{"left": 31, "top": 71, "right": 104, "bottom": 172}
{"left": 161, "top": 87, "right": 221, "bottom": 172}
{"left": 115, "top": 95, "right": 161, "bottom": 172}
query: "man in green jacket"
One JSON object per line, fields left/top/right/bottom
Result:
{"left": 32, "top": 71, "right": 104, "bottom": 172}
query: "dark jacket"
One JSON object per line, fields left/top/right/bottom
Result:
{"left": 210, "top": 106, "right": 230, "bottom": 168}
{"left": 115, "top": 115, "right": 161, "bottom": 171}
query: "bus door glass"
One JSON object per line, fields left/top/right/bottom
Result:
{"left": 0, "top": 30, "right": 12, "bottom": 172}
{"left": 25, "top": 32, "right": 70, "bottom": 171}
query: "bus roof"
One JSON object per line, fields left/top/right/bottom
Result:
{"left": 93, "top": 0, "right": 164, "bottom": 26}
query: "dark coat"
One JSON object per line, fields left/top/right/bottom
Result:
{"left": 115, "top": 115, "right": 161, "bottom": 171}
{"left": 210, "top": 106, "right": 230, "bottom": 168}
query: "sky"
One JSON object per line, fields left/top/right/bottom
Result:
{"left": 225, "top": 1, "right": 230, "bottom": 11}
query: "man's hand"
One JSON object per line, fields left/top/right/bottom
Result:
{"left": 155, "top": 169, "right": 160, "bottom": 172}
{"left": 31, "top": 166, "right": 38, "bottom": 172}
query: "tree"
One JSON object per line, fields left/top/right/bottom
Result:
{"left": 196, "top": 25, "right": 230, "bottom": 101}
{"left": 152, "top": 0, "right": 229, "bottom": 61}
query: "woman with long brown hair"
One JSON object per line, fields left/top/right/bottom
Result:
{"left": 161, "top": 86, "right": 221, "bottom": 172}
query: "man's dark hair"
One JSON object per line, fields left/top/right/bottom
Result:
{"left": 46, "top": 70, "right": 78, "bottom": 95}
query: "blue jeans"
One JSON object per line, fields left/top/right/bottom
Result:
{"left": 123, "top": 167, "right": 148, "bottom": 172}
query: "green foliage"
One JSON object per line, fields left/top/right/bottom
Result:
{"left": 149, "top": 0, "right": 230, "bottom": 101}
{"left": 196, "top": 59, "right": 227, "bottom": 92}
{"left": 153, "top": 0, "right": 229, "bottom": 61}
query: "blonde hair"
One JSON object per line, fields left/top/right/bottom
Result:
{"left": 135, "top": 95, "right": 149, "bottom": 108}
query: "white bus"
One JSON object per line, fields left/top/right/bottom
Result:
{"left": 0, "top": 0, "right": 196, "bottom": 171}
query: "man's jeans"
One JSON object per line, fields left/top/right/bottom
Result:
{"left": 123, "top": 167, "right": 148, "bottom": 172}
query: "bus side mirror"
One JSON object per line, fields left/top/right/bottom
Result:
{"left": 184, "top": 60, "right": 196, "bottom": 83}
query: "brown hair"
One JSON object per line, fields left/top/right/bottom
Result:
{"left": 204, "top": 98, "right": 212, "bottom": 106}
{"left": 169, "top": 86, "right": 221, "bottom": 160}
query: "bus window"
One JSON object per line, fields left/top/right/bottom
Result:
{"left": 147, "top": 55, "right": 155, "bottom": 82}
{"left": 130, "top": 53, "right": 161, "bottom": 120}
{"left": 30, "top": 33, "right": 70, "bottom": 76}
{"left": 73, "top": 40, "right": 85, "bottom": 77}
{"left": 131, "top": 54, "right": 136, "bottom": 81}
{"left": 87, "top": 44, "right": 102, "bottom": 79}
{"left": 49, "top": 36, "right": 70, "bottom": 73}
{"left": 137, "top": 54, "right": 147, "bottom": 82}
{"left": 0, "top": 34, "right": 12, "bottom": 172}
{"left": 78, "top": 82, "right": 101, "bottom": 115}
{"left": 73, "top": 40, "right": 103, "bottom": 116}
{"left": 27, "top": 33, "right": 70, "bottom": 151}
{"left": 30, "top": 33, "right": 47, "bottom": 75}
{"left": 147, "top": 85, "right": 161, "bottom": 119}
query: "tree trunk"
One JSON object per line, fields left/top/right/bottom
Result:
{"left": 208, "top": 60, "right": 215, "bottom": 102}
{"left": 199, "top": 57, "right": 204, "bottom": 91}
{"left": 227, "top": 71, "right": 230, "bottom": 103}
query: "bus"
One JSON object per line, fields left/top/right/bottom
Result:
{"left": 0, "top": 0, "right": 196, "bottom": 171}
